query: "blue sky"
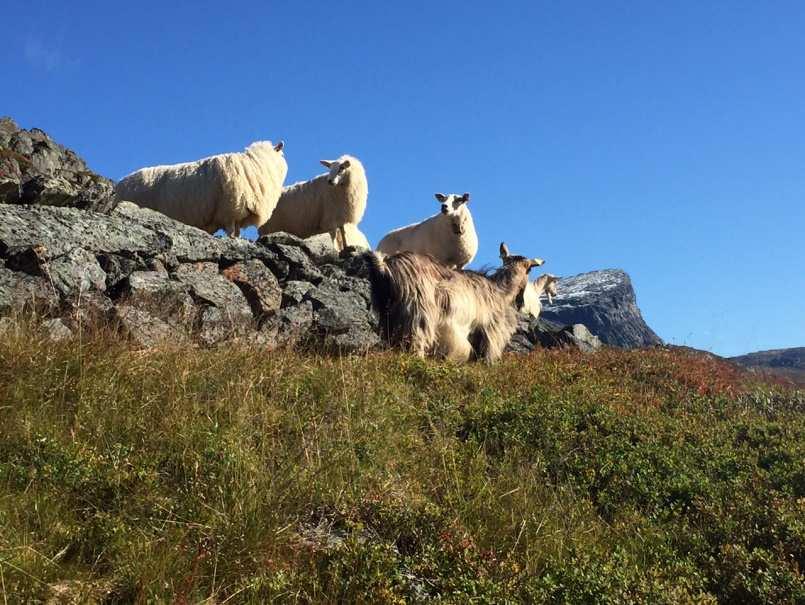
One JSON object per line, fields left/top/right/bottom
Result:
{"left": 3, "top": 1, "right": 804, "bottom": 356}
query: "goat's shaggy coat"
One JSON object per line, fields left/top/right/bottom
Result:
{"left": 367, "top": 246, "right": 541, "bottom": 363}
{"left": 376, "top": 193, "right": 478, "bottom": 269}
{"left": 519, "top": 274, "right": 558, "bottom": 320}
{"left": 258, "top": 155, "right": 368, "bottom": 251}
{"left": 115, "top": 141, "right": 287, "bottom": 237}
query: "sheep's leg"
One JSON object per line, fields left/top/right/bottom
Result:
{"left": 339, "top": 225, "right": 348, "bottom": 251}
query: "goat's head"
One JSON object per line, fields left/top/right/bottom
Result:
{"left": 499, "top": 242, "right": 544, "bottom": 273}
{"left": 435, "top": 193, "right": 470, "bottom": 234}
{"left": 321, "top": 157, "right": 352, "bottom": 186}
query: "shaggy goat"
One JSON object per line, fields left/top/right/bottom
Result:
{"left": 518, "top": 273, "right": 558, "bottom": 320}
{"left": 376, "top": 193, "right": 478, "bottom": 269}
{"left": 367, "top": 243, "right": 544, "bottom": 363}
{"left": 258, "top": 155, "right": 368, "bottom": 251}
{"left": 115, "top": 141, "right": 287, "bottom": 237}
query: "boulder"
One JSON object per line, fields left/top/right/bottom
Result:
{"left": 0, "top": 117, "right": 117, "bottom": 213}
{"left": 540, "top": 269, "right": 661, "bottom": 348}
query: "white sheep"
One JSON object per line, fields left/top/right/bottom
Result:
{"left": 519, "top": 273, "right": 558, "bottom": 320}
{"left": 375, "top": 193, "right": 478, "bottom": 269}
{"left": 115, "top": 140, "right": 287, "bottom": 237}
{"left": 258, "top": 155, "right": 368, "bottom": 251}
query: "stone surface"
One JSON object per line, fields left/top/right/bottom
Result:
{"left": 222, "top": 260, "right": 282, "bottom": 318}
{"left": 0, "top": 117, "right": 117, "bottom": 213}
{"left": 540, "top": 269, "right": 661, "bottom": 349}
{"left": 508, "top": 315, "right": 603, "bottom": 354}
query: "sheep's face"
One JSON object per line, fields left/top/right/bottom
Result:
{"left": 321, "top": 159, "right": 351, "bottom": 186}
{"left": 435, "top": 193, "right": 470, "bottom": 234}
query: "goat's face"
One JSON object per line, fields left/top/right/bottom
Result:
{"left": 434, "top": 193, "right": 470, "bottom": 234}
{"left": 321, "top": 158, "right": 351, "bottom": 186}
{"left": 499, "top": 241, "right": 545, "bottom": 289}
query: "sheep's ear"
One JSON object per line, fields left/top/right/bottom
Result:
{"left": 460, "top": 192, "right": 470, "bottom": 203}
{"left": 274, "top": 141, "right": 284, "bottom": 152}
{"left": 320, "top": 160, "right": 334, "bottom": 169}
{"left": 340, "top": 159, "right": 351, "bottom": 169}
{"left": 499, "top": 242, "right": 510, "bottom": 259}
{"left": 434, "top": 193, "right": 448, "bottom": 202}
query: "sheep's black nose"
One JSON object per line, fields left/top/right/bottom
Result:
{"left": 441, "top": 205, "right": 448, "bottom": 214}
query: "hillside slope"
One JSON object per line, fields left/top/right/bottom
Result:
{"left": 731, "top": 347, "right": 805, "bottom": 385}
{"left": 0, "top": 330, "right": 801, "bottom": 603}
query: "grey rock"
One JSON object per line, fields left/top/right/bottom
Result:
{"left": 173, "top": 262, "right": 251, "bottom": 315}
{"left": 44, "top": 248, "right": 107, "bottom": 297}
{"left": 540, "top": 269, "right": 661, "bottom": 348}
{"left": 43, "top": 318, "right": 72, "bottom": 342}
{"left": 221, "top": 260, "right": 282, "bottom": 318}
{"left": 282, "top": 280, "right": 314, "bottom": 306}
{"left": 120, "top": 270, "right": 195, "bottom": 328}
{"left": 508, "top": 315, "right": 603, "bottom": 353}
{"left": 260, "top": 301, "right": 315, "bottom": 349}
{"left": 0, "top": 263, "right": 59, "bottom": 314}
{"left": 113, "top": 305, "right": 184, "bottom": 348}
{"left": 258, "top": 239, "right": 323, "bottom": 283}
{"left": 0, "top": 119, "right": 117, "bottom": 213}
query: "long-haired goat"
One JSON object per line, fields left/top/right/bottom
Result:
{"left": 367, "top": 243, "right": 544, "bottom": 363}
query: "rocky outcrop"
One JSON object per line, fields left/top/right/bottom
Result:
{"left": 0, "top": 202, "right": 379, "bottom": 352}
{"left": 0, "top": 117, "right": 117, "bottom": 213}
{"left": 540, "top": 269, "right": 662, "bottom": 348}
{"left": 0, "top": 120, "right": 661, "bottom": 355}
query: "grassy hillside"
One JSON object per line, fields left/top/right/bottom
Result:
{"left": 0, "top": 326, "right": 802, "bottom": 603}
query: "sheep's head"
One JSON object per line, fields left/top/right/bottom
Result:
{"left": 321, "top": 158, "right": 352, "bottom": 186}
{"left": 435, "top": 192, "right": 470, "bottom": 234}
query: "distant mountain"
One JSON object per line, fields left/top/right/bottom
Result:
{"left": 540, "top": 269, "right": 662, "bottom": 349}
{"left": 730, "top": 347, "right": 805, "bottom": 385}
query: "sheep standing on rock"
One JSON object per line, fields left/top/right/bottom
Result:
{"left": 518, "top": 273, "right": 558, "bottom": 320}
{"left": 258, "top": 155, "right": 368, "bottom": 251}
{"left": 115, "top": 140, "right": 287, "bottom": 237}
{"left": 376, "top": 193, "right": 478, "bottom": 269}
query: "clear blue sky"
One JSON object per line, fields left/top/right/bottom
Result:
{"left": 3, "top": 1, "right": 804, "bottom": 357}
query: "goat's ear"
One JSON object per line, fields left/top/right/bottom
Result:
{"left": 460, "top": 192, "right": 470, "bottom": 203}
{"left": 434, "top": 193, "right": 448, "bottom": 202}
{"left": 340, "top": 159, "right": 351, "bottom": 169}
{"left": 531, "top": 258, "right": 545, "bottom": 267}
{"left": 320, "top": 160, "right": 334, "bottom": 169}
{"left": 273, "top": 141, "right": 284, "bottom": 152}
{"left": 499, "top": 242, "right": 510, "bottom": 259}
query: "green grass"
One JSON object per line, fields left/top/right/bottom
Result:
{"left": 0, "top": 326, "right": 802, "bottom": 603}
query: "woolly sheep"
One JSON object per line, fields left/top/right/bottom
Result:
{"left": 375, "top": 193, "right": 478, "bottom": 269}
{"left": 258, "top": 155, "right": 368, "bottom": 251}
{"left": 519, "top": 273, "right": 558, "bottom": 320}
{"left": 115, "top": 140, "right": 287, "bottom": 237}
